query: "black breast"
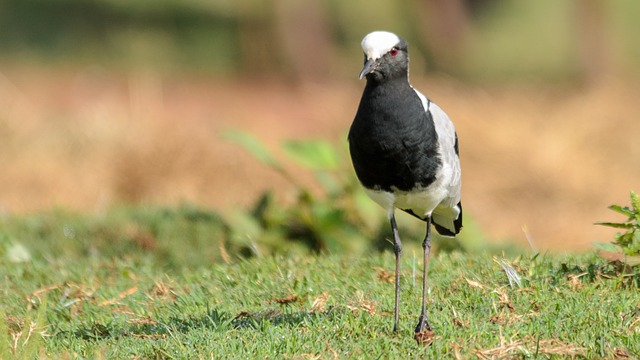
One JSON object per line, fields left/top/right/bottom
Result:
{"left": 348, "top": 80, "right": 441, "bottom": 192}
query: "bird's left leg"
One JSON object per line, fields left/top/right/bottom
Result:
{"left": 415, "top": 216, "right": 432, "bottom": 333}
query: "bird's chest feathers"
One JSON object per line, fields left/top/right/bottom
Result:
{"left": 349, "top": 83, "right": 442, "bottom": 192}
{"left": 355, "top": 92, "right": 428, "bottom": 155}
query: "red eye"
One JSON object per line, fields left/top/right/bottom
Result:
{"left": 389, "top": 47, "right": 399, "bottom": 56}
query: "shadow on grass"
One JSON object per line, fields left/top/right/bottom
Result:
{"left": 161, "top": 306, "right": 340, "bottom": 334}
{"left": 70, "top": 306, "right": 342, "bottom": 342}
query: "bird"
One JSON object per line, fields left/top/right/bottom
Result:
{"left": 348, "top": 31, "right": 462, "bottom": 337}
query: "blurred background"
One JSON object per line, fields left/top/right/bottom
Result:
{"left": 0, "top": 0, "right": 639, "bottom": 253}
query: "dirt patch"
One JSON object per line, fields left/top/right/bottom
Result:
{"left": 0, "top": 64, "right": 638, "bottom": 251}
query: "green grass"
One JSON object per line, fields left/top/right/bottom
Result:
{"left": 1, "top": 209, "right": 639, "bottom": 358}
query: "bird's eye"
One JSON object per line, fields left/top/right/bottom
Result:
{"left": 389, "top": 47, "right": 399, "bottom": 57}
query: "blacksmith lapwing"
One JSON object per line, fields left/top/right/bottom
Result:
{"left": 348, "top": 31, "right": 462, "bottom": 337}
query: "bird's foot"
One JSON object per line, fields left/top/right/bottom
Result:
{"left": 415, "top": 313, "right": 432, "bottom": 333}
{"left": 414, "top": 314, "right": 434, "bottom": 345}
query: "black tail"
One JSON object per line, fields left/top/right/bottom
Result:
{"left": 432, "top": 201, "right": 463, "bottom": 237}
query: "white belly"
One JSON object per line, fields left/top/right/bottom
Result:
{"left": 364, "top": 164, "right": 452, "bottom": 218}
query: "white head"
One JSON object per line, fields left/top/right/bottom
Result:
{"left": 358, "top": 31, "right": 409, "bottom": 81}
{"left": 361, "top": 31, "right": 402, "bottom": 61}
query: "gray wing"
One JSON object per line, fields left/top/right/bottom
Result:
{"left": 413, "top": 88, "right": 462, "bottom": 235}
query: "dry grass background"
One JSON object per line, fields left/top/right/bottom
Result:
{"left": 1, "top": 63, "right": 639, "bottom": 251}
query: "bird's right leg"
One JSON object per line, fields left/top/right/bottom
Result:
{"left": 415, "top": 216, "right": 433, "bottom": 334}
{"left": 389, "top": 212, "right": 402, "bottom": 333}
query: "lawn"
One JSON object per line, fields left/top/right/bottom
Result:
{"left": 1, "top": 209, "right": 639, "bottom": 358}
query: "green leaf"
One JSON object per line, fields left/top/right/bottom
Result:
{"left": 594, "top": 222, "right": 634, "bottom": 229}
{"left": 281, "top": 140, "right": 339, "bottom": 170}
{"left": 222, "top": 129, "right": 282, "bottom": 170}
{"left": 607, "top": 205, "right": 634, "bottom": 217}
{"left": 592, "top": 241, "right": 620, "bottom": 253}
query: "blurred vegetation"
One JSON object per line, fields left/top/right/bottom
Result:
{"left": 223, "top": 130, "right": 497, "bottom": 256}
{"left": 0, "top": 133, "right": 497, "bottom": 265}
{"left": 1, "top": 0, "right": 640, "bottom": 82}
{"left": 1, "top": 0, "right": 638, "bottom": 259}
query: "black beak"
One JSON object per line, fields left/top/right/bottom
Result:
{"left": 359, "top": 58, "right": 377, "bottom": 80}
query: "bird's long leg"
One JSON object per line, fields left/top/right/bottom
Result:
{"left": 415, "top": 216, "right": 432, "bottom": 333}
{"left": 389, "top": 212, "right": 402, "bottom": 333}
